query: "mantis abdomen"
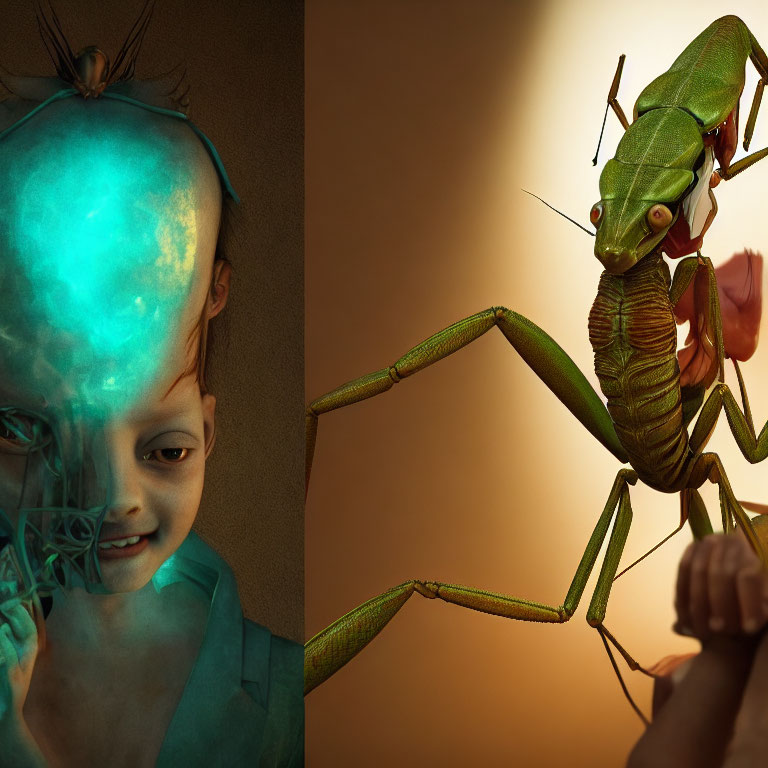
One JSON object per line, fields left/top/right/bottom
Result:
{"left": 588, "top": 252, "right": 689, "bottom": 491}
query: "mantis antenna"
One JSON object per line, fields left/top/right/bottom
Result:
{"left": 522, "top": 189, "right": 596, "bottom": 236}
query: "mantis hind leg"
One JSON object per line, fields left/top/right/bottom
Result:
{"left": 306, "top": 469, "right": 649, "bottom": 718}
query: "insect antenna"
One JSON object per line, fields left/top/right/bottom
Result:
{"left": 592, "top": 100, "right": 611, "bottom": 166}
{"left": 34, "top": 0, "right": 79, "bottom": 84}
{"left": 598, "top": 627, "right": 649, "bottom": 727}
{"left": 522, "top": 189, "right": 595, "bottom": 236}
{"left": 110, "top": 0, "right": 156, "bottom": 84}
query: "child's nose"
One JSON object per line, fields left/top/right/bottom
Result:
{"left": 102, "top": 452, "right": 142, "bottom": 521}
{"left": 70, "top": 432, "right": 140, "bottom": 521}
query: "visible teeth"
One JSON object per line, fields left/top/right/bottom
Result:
{"left": 98, "top": 535, "right": 141, "bottom": 550}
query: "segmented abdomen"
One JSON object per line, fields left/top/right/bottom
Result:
{"left": 588, "top": 253, "right": 689, "bottom": 491}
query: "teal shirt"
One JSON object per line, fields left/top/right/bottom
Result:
{"left": 152, "top": 532, "right": 303, "bottom": 767}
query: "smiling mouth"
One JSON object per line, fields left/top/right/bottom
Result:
{"left": 97, "top": 532, "right": 155, "bottom": 559}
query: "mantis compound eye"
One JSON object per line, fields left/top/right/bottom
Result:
{"left": 589, "top": 203, "right": 604, "bottom": 227}
{"left": 647, "top": 203, "right": 673, "bottom": 232}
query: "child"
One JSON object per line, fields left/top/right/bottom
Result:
{"left": 0, "top": 16, "right": 302, "bottom": 768}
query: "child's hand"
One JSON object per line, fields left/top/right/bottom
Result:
{"left": 674, "top": 533, "right": 768, "bottom": 640}
{"left": 0, "top": 597, "right": 39, "bottom": 722}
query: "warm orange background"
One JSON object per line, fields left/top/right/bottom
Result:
{"left": 307, "top": 2, "right": 768, "bottom": 766}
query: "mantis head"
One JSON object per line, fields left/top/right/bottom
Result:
{"left": 590, "top": 108, "right": 711, "bottom": 274}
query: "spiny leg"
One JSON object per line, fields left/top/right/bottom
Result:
{"left": 305, "top": 469, "right": 638, "bottom": 695}
{"left": 306, "top": 306, "right": 628, "bottom": 488}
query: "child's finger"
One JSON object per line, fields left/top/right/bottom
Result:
{"left": 689, "top": 537, "right": 717, "bottom": 638}
{"left": 736, "top": 561, "right": 765, "bottom": 634}
{"left": 710, "top": 538, "right": 745, "bottom": 634}
{"left": 0, "top": 624, "right": 19, "bottom": 669}
{"left": 675, "top": 541, "right": 697, "bottom": 632}
{"left": 0, "top": 603, "right": 36, "bottom": 662}
{"left": 707, "top": 538, "right": 732, "bottom": 633}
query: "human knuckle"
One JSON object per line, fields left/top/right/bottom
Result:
{"left": 691, "top": 558, "right": 710, "bottom": 575}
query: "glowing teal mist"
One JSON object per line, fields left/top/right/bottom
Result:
{"left": 0, "top": 105, "right": 201, "bottom": 418}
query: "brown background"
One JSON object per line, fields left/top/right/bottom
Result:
{"left": 0, "top": 0, "right": 304, "bottom": 642}
{"left": 307, "top": 1, "right": 768, "bottom": 765}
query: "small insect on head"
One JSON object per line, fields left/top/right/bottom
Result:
{"left": 73, "top": 47, "right": 110, "bottom": 99}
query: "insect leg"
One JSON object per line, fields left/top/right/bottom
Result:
{"left": 615, "top": 488, "right": 713, "bottom": 582}
{"left": 685, "top": 488, "right": 714, "bottom": 540}
{"left": 688, "top": 452, "right": 766, "bottom": 565}
{"left": 305, "top": 468, "right": 638, "bottom": 694}
{"left": 745, "top": 30, "right": 768, "bottom": 151}
{"left": 743, "top": 77, "right": 764, "bottom": 152}
{"left": 691, "top": 383, "right": 768, "bottom": 467}
{"left": 717, "top": 145, "right": 768, "bottom": 180}
{"left": 582, "top": 476, "right": 653, "bottom": 723}
{"left": 668, "top": 256, "right": 699, "bottom": 308}
{"left": 593, "top": 54, "right": 629, "bottom": 166}
{"left": 306, "top": 306, "right": 629, "bottom": 489}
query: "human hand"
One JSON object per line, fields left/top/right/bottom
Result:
{"left": 0, "top": 595, "right": 49, "bottom": 768}
{"left": 674, "top": 533, "right": 768, "bottom": 641}
{"left": 0, "top": 597, "right": 39, "bottom": 720}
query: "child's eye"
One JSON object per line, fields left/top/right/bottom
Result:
{"left": 142, "top": 447, "right": 190, "bottom": 464}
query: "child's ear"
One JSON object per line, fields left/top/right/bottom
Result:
{"left": 208, "top": 260, "right": 231, "bottom": 319}
{"left": 202, "top": 393, "right": 217, "bottom": 458}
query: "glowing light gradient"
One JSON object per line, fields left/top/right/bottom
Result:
{"left": 0, "top": 106, "right": 198, "bottom": 417}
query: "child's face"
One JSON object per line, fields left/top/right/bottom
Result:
{"left": 0, "top": 95, "right": 227, "bottom": 597}
{"left": 94, "top": 376, "right": 216, "bottom": 593}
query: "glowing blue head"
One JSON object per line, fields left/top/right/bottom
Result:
{"left": 0, "top": 96, "right": 223, "bottom": 419}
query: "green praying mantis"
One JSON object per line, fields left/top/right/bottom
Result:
{"left": 306, "top": 14, "right": 768, "bottom": 725}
